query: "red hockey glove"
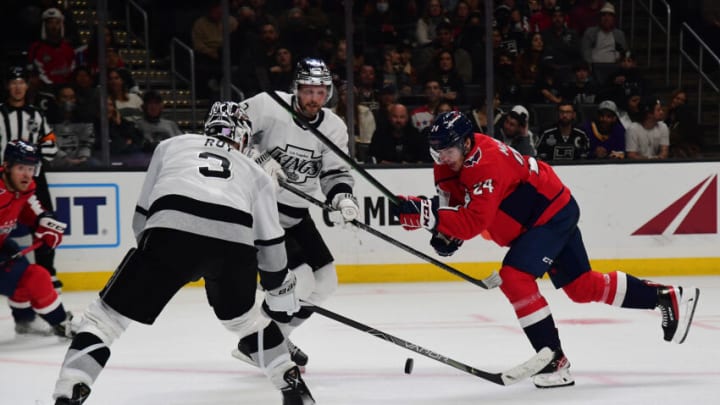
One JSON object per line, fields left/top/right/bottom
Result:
{"left": 392, "top": 195, "right": 438, "bottom": 231}
{"left": 35, "top": 215, "right": 67, "bottom": 249}
{"left": 430, "top": 231, "right": 464, "bottom": 257}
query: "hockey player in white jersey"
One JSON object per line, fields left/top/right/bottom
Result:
{"left": 52, "top": 102, "right": 315, "bottom": 405}
{"left": 234, "top": 58, "right": 359, "bottom": 369}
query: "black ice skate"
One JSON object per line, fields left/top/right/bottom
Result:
{"left": 55, "top": 382, "right": 91, "bottom": 405}
{"left": 231, "top": 339, "right": 258, "bottom": 367}
{"left": 51, "top": 312, "right": 77, "bottom": 338}
{"left": 657, "top": 286, "right": 700, "bottom": 344}
{"left": 287, "top": 339, "right": 308, "bottom": 369}
{"left": 15, "top": 318, "right": 52, "bottom": 336}
{"left": 533, "top": 348, "right": 575, "bottom": 388}
{"left": 281, "top": 366, "right": 315, "bottom": 405}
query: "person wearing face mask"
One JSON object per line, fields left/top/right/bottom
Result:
{"left": 47, "top": 84, "right": 96, "bottom": 169}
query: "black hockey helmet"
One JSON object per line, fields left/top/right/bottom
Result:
{"left": 292, "top": 57, "right": 333, "bottom": 104}
{"left": 3, "top": 140, "right": 42, "bottom": 175}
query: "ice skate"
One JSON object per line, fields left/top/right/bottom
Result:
{"left": 533, "top": 348, "right": 574, "bottom": 388}
{"left": 15, "top": 317, "right": 52, "bottom": 336}
{"left": 51, "top": 312, "right": 78, "bottom": 338}
{"left": 287, "top": 339, "right": 308, "bottom": 370}
{"left": 231, "top": 339, "right": 258, "bottom": 367}
{"left": 54, "top": 382, "right": 91, "bottom": 405}
{"left": 280, "top": 365, "right": 315, "bottom": 405}
{"left": 657, "top": 286, "right": 700, "bottom": 344}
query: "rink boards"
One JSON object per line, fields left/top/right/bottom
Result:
{"left": 41, "top": 161, "right": 720, "bottom": 290}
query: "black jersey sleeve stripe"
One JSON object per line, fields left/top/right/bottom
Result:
{"left": 147, "top": 194, "right": 253, "bottom": 226}
{"left": 255, "top": 235, "right": 285, "bottom": 246}
{"left": 135, "top": 205, "right": 148, "bottom": 217}
{"left": 278, "top": 202, "right": 309, "bottom": 219}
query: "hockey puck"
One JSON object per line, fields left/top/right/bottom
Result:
{"left": 404, "top": 358, "right": 414, "bottom": 374}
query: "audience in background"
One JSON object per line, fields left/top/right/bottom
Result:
{"left": 664, "top": 89, "right": 703, "bottom": 159}
{"left": 47, "top": 84, "right": 96, "bottom": 169}
{"left": 581, "top": 100, "right": 626, "bottom": 159}
{"left": 135, "top": 91, "right": 182, "bottom": 153}
{"left": 625, "top": 97, "right": 670, "bottom": 160}
{"left": 535, "top": 101, "right": 590, "bottom": 161}
{"left": 107, "top": 68, "right": 143, "bottom": 122}
{"left": 494, "top": 105, "right": 537, "bottom": 156}
{"left": 410, "top": 79, "right": 443, "bottom": 132}
{"left": 28, "top": 8, "right": 76, "bottom": 88}
{"left": 369, "top": 103, "right": 429, "bottom": 164}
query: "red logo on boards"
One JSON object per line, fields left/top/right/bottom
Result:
{"left": 632, "top": 174, "right": 717, "bottom": 235}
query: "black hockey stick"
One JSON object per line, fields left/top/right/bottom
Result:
{"left": 280, "top": 181, "right": 502, "bottom": 289}
{"left": 0, "top": 240, "right": 43, "bottom": 268}
{"left": 266, "top": 90, "right": 400, "bottom": 205}
{"left": 304, "top": 301, "right": 553, "bottom": 385}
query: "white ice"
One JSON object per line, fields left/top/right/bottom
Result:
{"left": 1, "top": 276, "right": 718, "bottom": 405}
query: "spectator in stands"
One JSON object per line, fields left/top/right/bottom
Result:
{"left": 97, "top": 97, "right": 145, "bottom": 163}
{"left": 360, "top": 0, "right": 400, "bottom": 61}
{"left": 561, "top": 61, "right": 598, "bottom": 104}
{"left": 375, "top": 83, "right": 398, "bottom": 126}
{"left": 581, "top": 3, "right": 627, "bottom": 66}
{"left": 617, "top": 90, "right": 642, "bottom": 129}
{"left": 357, "top": 64, "right": 380, "bottom": 113}
{"left": 601, "top": 51, "right": 646, "bottom": 108}
{"left": 192, "top": 1, "right": 239, "bottom": 97}
{"left": 135, "top": 91, "right": 182, "bottom": 153}
{"left": 541, "top": 6, "right": 582, "bottom": 69}
{"left": 377, "top": 45, "right": 412, "bottom": 96}
{"left": 534, "top": 65, "right": 563, "bottom": 104}
{"left": 108, "top": 68, "right": 143, "bottom": 122}
{"left": 449, "top": 1, "right": 472, "bottom": 38}
{"left": 81, "top": 26, "right": 125, "bottom": 78}
{"left": 396, "top": 43, "right": 418, "bottom": 94}
{"left": 267, "top": 47, "right": 295, "bottom": 92}
{"left": 28, "top": 8, "right": 76, "bottom": 88}
{"left": 495, "top": 50, "right": 522, "bottom": 104}
{"left": 26, "top": 67, "right": 57, "bottom": 118}
{"left": 529, "top": 0, "right": 562, "bottom": 32}
{"left": 434, "top": 21, "right": 473, "bottom": 83}
{"left": 369, "top": 103, "right": 430, "bottom": 164}
{"left": 47, "top": 84, "right": 96, "bottom": 169}
{"left": 328, "top": 38, "right": 349, "bottom": 84}
{"left": 536, "top": 101, "right": 590, "bottom": 161}
{"left": 410, "top": 79, "right": 443, "bottom": 132}
{"left": 581, "top": 100, "right": 626, "bottom": 159}
{"left": 457, "top": 11, "right": 486, "bottom": 82}
{"left": 664, "top": 89, "right": 703, "bottom": 159}
{"left": 466, "top": 92, "right": 504, "bottom": 134}
{"left": 569, "top": 0, "right": 606, "bottom": 36}
{"left": 625, "top": 97, "right": 670, "bottom": 160}
{"left": 515, "top": 32, "right": 551, "bottom": 86}
{"left": 277, "top": 6, "right": 321, "bottom": 61}
{"left": 495, "top": 105, "right": 537, "bottom": 156}
{"left": 333, "top": 82, "right": 376, "bottom": 162}
{"left": 427, "top": 50, "right": 467, "bottom": 105}
{"left": 70, "top": 66, "right": 98, "bottom": 123}
{"left": 416, "top": 0, "right": 447, "bottom": 46}
{"left": 435, "top": 100, "right": 455, "bottom": 115}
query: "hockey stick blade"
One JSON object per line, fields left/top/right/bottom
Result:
{"left": 306, "top": 302, "right": 553, "bottom": 386}
{"left": 280, "top": 180, "right": 494, "bottom": 288}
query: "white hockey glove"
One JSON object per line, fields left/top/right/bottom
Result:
{"left": 248, "top": 149, "right": 287, "bottom": 187}
{"left": 265, "top": 272, "right": 300, "bottom": 315}
{"left": 328, "top": 193, "right": 359, "bottom": 225}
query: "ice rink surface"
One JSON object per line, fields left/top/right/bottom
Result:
{"left": 1, "top": 276, "right": 718, "bottom": 405}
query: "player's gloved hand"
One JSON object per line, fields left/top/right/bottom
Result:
{"left": 392, "top": 195, "right": 438, "bottom": 231}
{"left": 34, "top": 214, "right": 67, "bottom": 249}
{"left": 328, "top": 193, "right": 359, "bottom": 225}
{"left": 247, "top": 149, "right": 287, "bottom": 187}
{"left": 430, "top": 231, "right": 463, "bottom": 257}
{"left": 265, "top": 271, "right": 300, "bottom": 315}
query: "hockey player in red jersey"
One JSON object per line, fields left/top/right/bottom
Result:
{"left": 393, "top": 111, "right": 700, "bottom": 388}
{"left": 0, "top": 140, "right": 74, "bottom": 337}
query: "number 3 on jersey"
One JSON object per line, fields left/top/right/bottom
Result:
{"left": 198, "top": 151, "right": 231, "bottom": 179}
{"left": 473, "top": 179, "right": 494, "bottom": 195}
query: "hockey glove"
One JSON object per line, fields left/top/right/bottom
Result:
{"left": 248, "top": 149, "right": 287, "bottom": 187}
{"left": 34, "top": 214, "right": 67, "bottom": 249}
{"left": 392, "top": 195, "right": 438, "bottom": 231}
{"left": 430, "top": 231, "right": 463, "bottom": 257}
{"left": 265, "top": 271, "right": 300, "bottom": 315}
{"left": 328, "top": 193, "right": 359, "bottom": 225}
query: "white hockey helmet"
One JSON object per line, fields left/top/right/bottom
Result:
{"left": 204, "top": 101, "right": 253, "bottom": 153}
{"left": 292, "top": 57, "right": 333, "bottom": 104}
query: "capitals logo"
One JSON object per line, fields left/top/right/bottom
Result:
{"left": 270, "top": 144, "right": 321, "bottom": 183}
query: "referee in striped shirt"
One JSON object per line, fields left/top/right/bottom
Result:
{"left": 1, "top": 66, "right": 62, "bottom": 291}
